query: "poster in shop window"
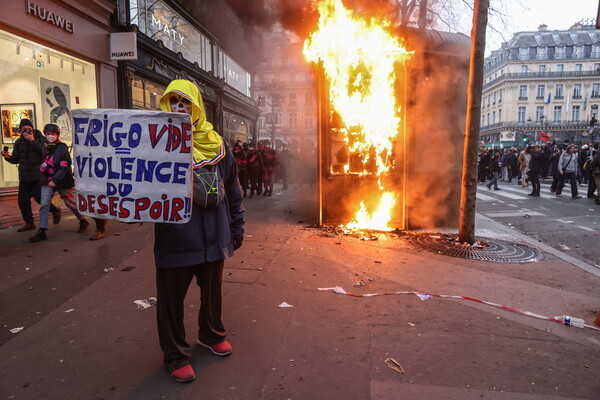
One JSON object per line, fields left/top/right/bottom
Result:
{"left": 0, "top": 104, "right": 36, "bottom": 144}
{"left": 72, "top": 108, "right": 193, "bottom": 224}
{"left": 40, "top": 78, "right": 72, "bottom": 143}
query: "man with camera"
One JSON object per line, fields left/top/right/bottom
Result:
{"left": 1, "top": 118, "right": 61, "bottom": 232}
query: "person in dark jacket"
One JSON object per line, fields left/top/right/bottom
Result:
{"left": 486, "top": 151, "right": 502, "bottom": 190}
{"left": 232, "top": 141, "right": 247, "bottom": 197}
{"left": 1, "top": 119, "right": 60, "bottom": 232}
{"left": 29, "top": 124, "right": 88, "bottom": 242}
{"left": 155, "top": 79, "right": 245, "bottom": 383}
{"left": 245, "top": 142, "right": 262, "bottom": 198}
{"left": 261, "top": 140, "right": 277, "bottom": 196}
{"left": 527, "top": 145, "right": 546, "bottom": 197}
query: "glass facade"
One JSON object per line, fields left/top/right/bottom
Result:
{"left": 0, "top": 30, "right": 97, "bottom": 187}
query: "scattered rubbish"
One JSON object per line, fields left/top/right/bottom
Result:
{"left": 134, "top": 297, "right": 157, "bottom": 309}
{"left": 374, "top": 260, "right": 382, "bottom": 264}
{"left": 523, "top": 214, "right": 531, "bottom": 218}
{"left": 246, "top": 234, "right": 253, "bottom": 238}
{"left": 553, "top": 315, "right": 585, "bottom": 328}
{"left": 415, "top": 293, "right": 433, "bottom": 301}
{"left": 65, "top": 309, "right": 74, "bottom": 313}
{"left": 408, "top": 322, "right": 416, "bottom": 327}
{"left": 594, "top": 312, "right": 600, "bottom": 328}
{"left": 278, "top": 302, "right": 294, "bottom": 308}
{"left": 103, "top": 267, "right": 116, "bottom": 273}
{"left": 25, "top": 268, "right": 29, "bottom": 271}
{"left": 575, "top": 245, "right": 580, "bottom": 248}
{"left": 121, "top": 266, "right": 136, "bottom": 272}
{"left": 353, "top": 280, "right": 365, "bottom": 286}
{"left": 10, "top": 327, "right": 24, "bottom": 334}
{"left": 429, "top": 235, "right": 441, "bottom": 239}
{"left": 557, "top": 244, "right": 570, "bottom": 251}
{"left": 384, "top": 358, "right": 405, "bottom": 374}
{"left": 27, "top": 287, "right": 33, "bottom": 291}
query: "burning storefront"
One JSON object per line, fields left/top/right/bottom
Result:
{"left": 303, "top": 0, "right": 471, "bottom": 230}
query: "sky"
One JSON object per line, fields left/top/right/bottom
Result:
{"left": 482, "top": 0, "right": 599, "bottom": 53}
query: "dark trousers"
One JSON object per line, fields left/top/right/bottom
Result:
{"left": 18, "top": 180, "right": 58, "bottom": 224}
{"left": 529, "top": 171, "right": 541, "bottom": 195}
{"left": 556, "top": 172, "right": 578, "bottom": 196}
{"left": 156, "top": 260, "right": 226, "bottom": 372}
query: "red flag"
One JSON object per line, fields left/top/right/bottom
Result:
{"left": 540, "top": 131, "right": 550, "bottom": 142}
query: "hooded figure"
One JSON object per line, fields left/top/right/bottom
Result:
{"left": 154, "top": 79, "right": 245, "bottom": 383}
{"left": 159, "top": 79, "right": 225, "bottom": 168}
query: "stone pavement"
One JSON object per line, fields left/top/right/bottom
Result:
{"left": 0, "top": 185, "right": 599, "bottom": 400}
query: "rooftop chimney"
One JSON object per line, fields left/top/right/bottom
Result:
{"left": 537, "top": 24, "right": 547, "bottom": 31}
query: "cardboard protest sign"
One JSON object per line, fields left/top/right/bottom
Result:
{"left": 72, "top": 109, "right": 193, "bottom": 224}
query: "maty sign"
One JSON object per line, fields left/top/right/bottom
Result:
{"left": 72, "top": 108, "right": 193, "bottom": 223}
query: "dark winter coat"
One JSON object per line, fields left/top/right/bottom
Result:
{"left": 5, "top": 130, "right": 45, "bottom": 182}
{"left": 40, "top": 142, "right": 75, "bottom": 189}
{"left": 528, "top": 150, "right": 547, "bottom": 175}
{"left": 246, "top": 149, "right": 262, "bottom": 172}
{"left": 153, "top": 146, "right": 244, "bottom": 268}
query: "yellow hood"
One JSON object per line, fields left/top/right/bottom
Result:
{"left": 159, "top": 79, "right": 225, "bottom": 168}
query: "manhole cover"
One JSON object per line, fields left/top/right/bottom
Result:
{"left": 405, "top": 233, "right": 543, "bottom": 263}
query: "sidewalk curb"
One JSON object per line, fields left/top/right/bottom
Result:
{"left": 475, "top": 212, "right": 600, "bottom": 278}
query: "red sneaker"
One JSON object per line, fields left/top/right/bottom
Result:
{"left": 197, "top": 339, "right": 232, "bottom": 356}
{"left": 170, "top": 364, "right": 195, "bottom": 383}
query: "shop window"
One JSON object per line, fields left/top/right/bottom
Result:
{"left": 131, "top": 77, "right": 165, "bottom": 111}
{"left": 0, "top": 30, "right": 97, "bottom": 188}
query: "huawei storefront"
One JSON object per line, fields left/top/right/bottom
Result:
{"left": 0, "top": 0, "right": 118, "bottom": 228}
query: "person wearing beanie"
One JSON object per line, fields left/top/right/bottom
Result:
{"left": 29, "top": 123, "right": 89, "bottom": 242}
{"left": 1, "top": 118, "right": 61, "bottom": 232}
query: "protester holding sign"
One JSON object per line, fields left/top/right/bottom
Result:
{"left": 29, "top": 124, "right": 88, "bottom": 242}
{"left": 154, "top": 79, "right": 245, "bottom": 383}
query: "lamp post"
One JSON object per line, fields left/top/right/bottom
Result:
{"left": 539, "top": 114, "right": 545, "bottom": 145}
{"left": 525, "top": 116, "right": 532, "bottom": 147}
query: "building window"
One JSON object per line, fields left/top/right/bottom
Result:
{"left": 498, "top": 109, "right": 502, "bottom": 123}
{"left": 572, "top": 105, "right": 580, "bottom": 122}
{"left": 593, "top": 44, "right": 600, "bottom": 58}
{"left": 555, "top": 47, "right": 565, "bottom": 59}
{"left": 555, "top": 84, "right": 564, "bottom": 99}
{"left": 573, "top": 84, "right": 582, "bottom": 98}
{"left": 493, "top": 91, "right": 496, "bottom": 104}
{"left": 487, "top": 94, "right": 490, "bottom": 107}
{"left": 592, "top": 83, "right": 600, "bottom": 98}
{"left": 575, "top": 64, "right": 582, "bottom": 72}
{"left": 289, "top": 112, "right": 297, "bottom": 128}
{"left": 289, "top": 92, "right": 297, "bottom": 106}
{"left": 486, "top": 113, "right": 490, "bottom": 126}
{"left": 556, "top": 64, "right": 564, "bottom": 73}
{"left": 537, "top": 48, "right": 547, "bottom": 60}
{"left": 498, "top": 89, "right": 503, "bottom": 103}
{"left": 520, "top": 65, "right": 528, "bottom": 75}
{"left": 538, "top": 65, "right": 546, "bottom": 74}
{"left": 535, "top": 106, "right": 544, "bottom": 122}
{"left": 305, "top": 112, "right": 313, "bottom": 129}
{"left": 492, "top": 111, "right": 496, "bottom": 124}
{"left": 519, "top": 48, "right": 528, "bottom": 60}
{"left": 304, "top": 92, "right": 313, "bottom": 105}
{"left": 519, "top": 85, "right": 527, "bottom": 100}
{"left": 574, "top": 46, "right": 583, "bottom": 59}
{"left": 518, "top": 107, "right": 526, "bottom": 123}
{"left": 536, "top": 85, "right": 545, "bottom": 99}
{"left": 553, "top": 106, "right": 562, "bottom": 123}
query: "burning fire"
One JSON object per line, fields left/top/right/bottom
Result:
{"left": 303, "top": 0, "right": 412, "bottom": 231}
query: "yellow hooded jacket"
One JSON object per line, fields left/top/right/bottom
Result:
{"left": 159, "top": 79, "right": 225, "bottom": 168}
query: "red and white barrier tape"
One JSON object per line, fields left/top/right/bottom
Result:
{"left": 317, "top": 286, "right": 600, "bottom": 332}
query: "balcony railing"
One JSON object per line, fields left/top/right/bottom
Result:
{"left": 480, "top": 120, "right": 589, "bottom": 132}
{"left": 483, "top": 70, "right": 600, "bottom": 90}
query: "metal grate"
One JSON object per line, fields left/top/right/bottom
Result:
{"left": 404, "top": 232, "right": 543, "bottom": 263}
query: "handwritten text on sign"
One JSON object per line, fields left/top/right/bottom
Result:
{"left": 73, "top": 109, "right": 193, "bottom": 223}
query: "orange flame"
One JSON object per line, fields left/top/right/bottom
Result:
{"left": 303, "top": 0, "right": 412, "bottom": 231}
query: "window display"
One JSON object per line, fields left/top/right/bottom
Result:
{"left": 0, "top": 30, "right": 97, "bottom": 187}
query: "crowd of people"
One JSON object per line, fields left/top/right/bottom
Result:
{"left": 230, "top": 139, "right": 317, "bottom": 198}
{"left": 478, "top": 140, "right": 600, "bottom": 204}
